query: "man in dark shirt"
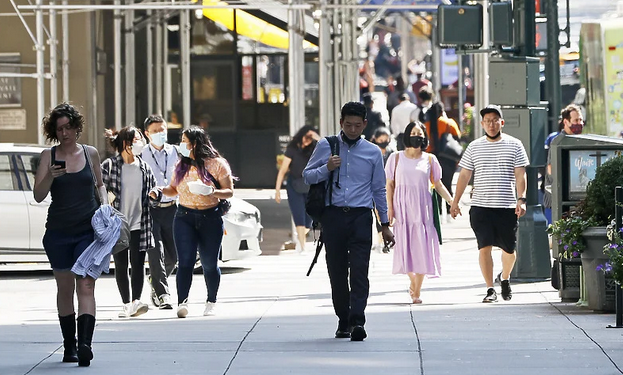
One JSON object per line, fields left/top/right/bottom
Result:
{"left": 362, "top": 93, "right": 385, "bottom": 141}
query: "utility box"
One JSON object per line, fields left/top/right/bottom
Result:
{"left": 489, "top": 57, "right": 541, "bottom": 106}
{"left": 502, "top": 106, "right": 548, "bottom": 166}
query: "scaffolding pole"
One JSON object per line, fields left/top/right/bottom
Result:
{"left": 147, "top": 9, "right": 154, "bottom": 116}
{"left": 180, "top": 8, "right": 191, "bottom": 128}
{"left": 318, "top": 0, "right": 331, "bottom": 137}
{"left": 61, "top": 0, "right": 69, "bottom": 101}
{"left": 114, "top": 0, "right": 122, "bottom": 130}
{"left": 125, "top": 0, "right": 136, "bottom": 127}
{"left": 49, "top": 0, "right": 58, "bottom": 107}
{"left": 36, "top": 0, "right": 46, "bottom": 145}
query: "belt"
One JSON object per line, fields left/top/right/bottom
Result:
{"left": 154, "top": 201, "right": 176, "bottom": 208}
{"left": 328, "top": 206, "right": 369, "bottom": 213}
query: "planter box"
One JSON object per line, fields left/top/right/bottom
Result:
{"left": 581, "top": 226, "right": 615, "bottom": 312}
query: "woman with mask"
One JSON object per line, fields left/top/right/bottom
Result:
{"left": 372, "top": 127, "right": 395, "bottom": 165}
{"left": 103, "top": 126, "right": 156, "bottom": 318}
{"left": 151, "top": 127, "right": 234, "bottom": 318}
{"left": 274, "top": 125, "right": 319, "bottom": 252}
{"left": 385, "top": 122, "right": 458, "bottom": 304}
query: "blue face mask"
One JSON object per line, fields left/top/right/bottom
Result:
{"left": 179, "top": 142, "right": 191, "bottom": 158}
{"left": 150, "top": 131, "right": 167, "bottom": 147}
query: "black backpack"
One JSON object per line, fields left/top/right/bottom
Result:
{"left": 305, "top": 135, "right": 340, "bottom": 228}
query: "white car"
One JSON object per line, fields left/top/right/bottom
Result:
{"left": 0, "top": 143, "right": 262, "bottom": 266}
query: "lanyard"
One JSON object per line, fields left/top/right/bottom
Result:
{"left": 148, "top": 145, "right": 169, "bottom": 182}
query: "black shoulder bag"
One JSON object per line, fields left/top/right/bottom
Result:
{"left": 305, "top": 135, "right": 339, "bottom": 276}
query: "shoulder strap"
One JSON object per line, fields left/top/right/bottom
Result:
{"left": 83, "top": 145, "right": 102, "bottom": 205}
{"left": 50, "top": 146, "right": 56, "bottom": 165}
{"left": 428, "top": 154, "right": 434, "bottom": 185}
{"left": 325, "top": 136, "right": 340, "bottom": 206}
{"left": 393, "top": 151, "right": 399, "bottom": 181}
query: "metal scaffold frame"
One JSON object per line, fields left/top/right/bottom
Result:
{"left": 6, "top": 0, "right": 452, "bottom": 144}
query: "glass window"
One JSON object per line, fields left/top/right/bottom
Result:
{"left": 190, "top": 18, "right": 235, "bottom": 55}
{"left": 0, "top": 154, "right": 17, "bottom": 191}
{"left": 19, "top": 153, "right": 40, "bottom": 191}
{"left": 191, "top": 60, "right": 235, "bottom": 129}
{"left": 241, "top": 56, "right": 255, "bottom": 101}
{"left": 257, "top": 55, "right": 286, "bottom": 104}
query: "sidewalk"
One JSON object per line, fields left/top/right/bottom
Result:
{"left": 1, "top": 212, "right": 622, "bottom": 375}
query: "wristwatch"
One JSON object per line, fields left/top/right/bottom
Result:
{"left": 517, "top": 197, "right": 527, "bottom": 203}
{"left": 381, "top": 222, "right": 390, "bottom": 227}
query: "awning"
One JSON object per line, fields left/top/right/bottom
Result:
{"left": 200, "top": 0, "right": 316, "bottom": 50}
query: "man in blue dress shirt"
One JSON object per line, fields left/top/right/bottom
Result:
{"left": 141, "top": 115, "right": 179, "bottom": 310}
{"left": 304, "top": 102, "right": 395, "bottom": 341}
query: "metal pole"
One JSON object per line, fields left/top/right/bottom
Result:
{"left": 180, "top": 8, "right": 191, "bottom": 128}
{"left": 36, "top": 0, "right": 46, "bottom": 145}
{"left": 332, "top": 0, "right": 342, "bottom": 131}
{"left": 431, "top": 14, "right": 441, "bottom": 95}
{"left": 473, "top": 0, "right": 490, "bottom": 139}
{"left": 288, "top": 0, "right": 305, "bottom": 134}
{"left": 544, "top": 0, "right": 561, "bottom": 134}
{"left": 349, "top": 3, "right": 358, "bottom": 102}
{"left": 609, "top": 186, "right": 623, "bottom": 328}
{"left": 155, "top": 13, "right": 163, "bottom": 115}
{"left": 146, "top": 9, "right": 154, "bottom": 116}
{"left": 61, "top": 0, "right": 69, "bottom": 102}
{"left": 400, "top": 15, "right": 409, "bottom": 85}
{"left": 125, "top": 0, "right": 136, "bottom": 127}
{"left": 89, "top": 0, "right": 98, "bottom": 149}
{"left": 318, "top": 0, "right": 330, "bottom": 136}
{"left": 49, "top": 0, "right": 58, "bottom": 107}
{"left": 114, "top": 0, "right": 122, "bottom": 130}
{"left": 458, "top": 54, "right": 464, "bottom": 130}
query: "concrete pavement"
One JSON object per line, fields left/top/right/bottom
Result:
{"left": 1, "top": 211, "right": 622, "bottom": 375}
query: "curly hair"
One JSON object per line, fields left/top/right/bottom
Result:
{"left": 42, "top": 103, "right": 85, "bottom": 142}
{"left": 105, "top": 126, "right": 141, "bottom": 154}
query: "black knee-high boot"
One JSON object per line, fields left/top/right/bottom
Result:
{"left": 77, "top": 314, "right": 95, "bottom": 367}
{"left": 58, "top": 314, "right": 78, "bottom": 362}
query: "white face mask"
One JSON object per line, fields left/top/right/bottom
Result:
{"left": 179, "top": 142, "right": 191, "bottom": 158}
{"left": 149, "top": 131, "right": 167, "bottom": 147}
{"left": 131, "top": 140, "right": 146, "bottom": 156}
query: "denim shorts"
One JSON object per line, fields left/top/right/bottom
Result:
{"left": 43, "top": 228, "right": 94, "bottom": 271}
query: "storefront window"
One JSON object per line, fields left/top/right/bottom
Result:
{"left": 191, "top": 60, "right": 235, "bottom": 130}
{"left": 257, "top": 55, "right": 286, "bottom": 104}
{"left": 241, "top": 56, "right": 254, "bottom": 101}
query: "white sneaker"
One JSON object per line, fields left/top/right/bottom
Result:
{"left": 177, "top": 299, "right": 189, "bottom": 318}
{"left": 130, "top": 300, "right": 149, "bottom": 317}
{"left": 118, "top": 303, "right": 132, "bottom": 318}
{"left": 203, "top": 301, "right": 216, "bottom": 316}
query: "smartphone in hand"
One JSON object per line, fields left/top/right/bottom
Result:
{"left": 54, "top": 160, "right": 66, "bottom": 169}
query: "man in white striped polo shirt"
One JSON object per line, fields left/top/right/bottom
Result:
{"left": 450, "top": 104, "right": 529, "bottom": 303}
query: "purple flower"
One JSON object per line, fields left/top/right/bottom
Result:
{"left": 605, "top": 262, "right": 613, "bottom": 273}
{"left": 610, "top": 243, "right": 618, "bottom": 249}
{"left": 596, "top": 264, "right": 603, "bottom": 271}
{"left": 566, "top": 229, "right": 571, "bottom": 232}
{"left": 573, "top": 241, "right": 578, "bottom": 245}
{"left": 558, "top": 239, "right": 563, "bottom": 244}
{"left": 564, "top": 245, "right": 569, "bottom": 250}
{"left": 619, "top": 227, "right": 623, "bottom": 234}
{"left": 572, "top": 251, "right": 579, "bottom": 257}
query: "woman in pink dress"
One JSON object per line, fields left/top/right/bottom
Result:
{"left": 385, "top": 122, "right": 459, "bottom": 304}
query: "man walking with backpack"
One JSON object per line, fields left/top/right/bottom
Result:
{"left": 303, "top": 102, "right": 395, "bottom": 341}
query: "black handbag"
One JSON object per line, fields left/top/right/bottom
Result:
{"left": 206, "top": 172, "right": 231, "bottom": 216}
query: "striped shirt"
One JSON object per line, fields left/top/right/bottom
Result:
{"left": 459, "top": 134, "right": 529, "bottom": 208}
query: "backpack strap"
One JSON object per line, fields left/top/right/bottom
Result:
{"left": 326, "top": 135, "right": 339, "bottom": 206}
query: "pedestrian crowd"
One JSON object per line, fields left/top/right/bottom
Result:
{"left": 35, "top": 96, "right": 528, "bottom": 366}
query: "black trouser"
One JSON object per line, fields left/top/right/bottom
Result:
{"left": 113, "top": 230, "right": 144, "bottom": 304}
{"left": 148, "top": 204, "right": 178, "bottom": 297}
{"left": 321, "top": 206, "right": 373, "bottom": 328}
{"left": 437, "top": 156, "right": 457, "bottom": 214}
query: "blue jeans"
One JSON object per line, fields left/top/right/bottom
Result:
{"left": 173, "top": 205, "right": 223, "bottom": 304}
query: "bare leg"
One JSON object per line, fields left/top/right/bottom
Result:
{"left": 500, "top": 251, "right": 517, "bottom": 280}
{"left": 76, "top": 276, "right": 96, "bottom": 316}
{"left": 54, "top": 271, "right": 76, "bottom": 316}
{"left": 479, "top": 246, "right": 494, "bottom": 288}
{"left": 296, "top": 226, "right": 308, "bottom": 251}
{"left": 407, "top": 273, "right": 424, "bottom": 302}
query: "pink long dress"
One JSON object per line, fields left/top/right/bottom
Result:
{"left": 385, "top": 151, "right": 442, "bottom": 276}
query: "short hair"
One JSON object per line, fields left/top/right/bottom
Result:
{"left": 418, "top": 86, "right": 434, "bottom": 103}
{"left": 402, "top": 121, "right": 428, "bottom": 150}
{"left": 340, "top": 101, "right": 367, "bottom": 121}
{"left": 42, "top": 103, "right": 85, "bottom": 142}
{"left": 373, "top": 126, "right": 391, "bottom": 139}
{"left": 561, "top": 104, "right": 582, "bottom": 122}
{"left": 142, "top": 114, "right": 166, "bottom": 131}
{"left": 400, "top": 93, "right": 410, "bottom": 102}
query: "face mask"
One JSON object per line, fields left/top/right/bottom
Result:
{"left": 179, "top": 142, "right": 191, "bottom": 158}
{"left": 485, "top": 131, "right": 501, "bottom": 140}
{"left": 570, "top": 124, "right": 583, "bottom": 134}
{"left": 131, "top": 140, "right": 145, "bottom": 155}
{"left": 376, "top": 141, "right": 390, "bottom": 149}
{"left": 150, "top": 131, "right": 167, "bottom": 147}
{"left": 409, "top": 136, "right": 424, "bottom": 149}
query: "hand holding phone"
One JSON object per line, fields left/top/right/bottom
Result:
{"left": 54, "top": 160, "right": 66, "bottom": 169}
{"left": 49, "top": 160, "right": 67, "bottom": 178}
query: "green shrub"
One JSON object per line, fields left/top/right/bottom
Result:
{"left": 582, "top": 155, "right": 623, "bottom": 225}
